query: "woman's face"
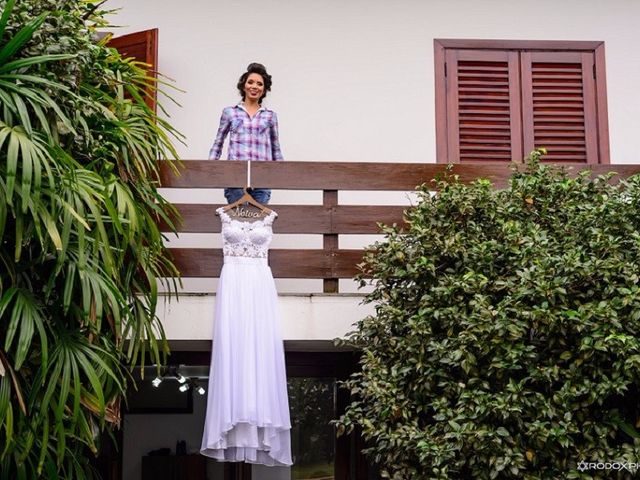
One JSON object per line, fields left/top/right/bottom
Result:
{"left": 243, "top": 73, "right": 265, "bottom": 102}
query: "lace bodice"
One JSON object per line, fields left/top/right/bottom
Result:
{"left": 217, "top": 207, "right": 277, "bottom": 259}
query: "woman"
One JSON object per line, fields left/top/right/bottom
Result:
{"left": 209, "top": 63, "right": 283, "bottom": 204}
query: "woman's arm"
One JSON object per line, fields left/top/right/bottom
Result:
{"left": 270, "top": 112, "right": 284, "bottom": 161}
{"left": 208, "top": 108, "right": 232, "bottom": 160}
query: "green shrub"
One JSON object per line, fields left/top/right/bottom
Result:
{"left": 0, "top": 0, "right": 181, "bottom": 477}
{"left": 337, "top": 152, "right": 640, "bottom": 479}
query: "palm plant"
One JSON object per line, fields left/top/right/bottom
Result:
{"left": 0, "top": 0, "right": 182, "bottom": 478}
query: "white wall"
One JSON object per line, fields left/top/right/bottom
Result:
{"left": 111, "top": 6, "right": 639, "bottom": 474}
{"left": 158, "top": 293, "right": 375, "bottom": 341}
{"left": 107, "top": 0, "right": 640, "bottom": 294}
{"left": 107, "top": 0, "right": 640, "bottom": 163}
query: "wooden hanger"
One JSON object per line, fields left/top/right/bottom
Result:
{"left": 221, "top": 161, "right": 272, "bottom": 215}
{"left": 221, "top": 187, "right": 272, "bottom": 215}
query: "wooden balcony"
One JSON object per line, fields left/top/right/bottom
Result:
{"left": 159, "top": 161, "right": 640, "bottom": 293}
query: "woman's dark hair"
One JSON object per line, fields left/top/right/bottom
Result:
{"left": 237, "top": 62, "right": 272, "bottom": 103}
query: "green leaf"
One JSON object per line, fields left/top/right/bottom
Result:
{"left": 11, "top": 91, "right": 31, "bottom": 135}
{"left": 560, "top": 351, "right": 572, "bottom": 360}
{"left": 0, "top": 54, "right": 75, "bottom": 74}
{"left": 5, "top": 124, "right": 20, "bottom": 205}
{"left": 0, "top": 0, "right": 16, "bottom": 46}
{"left": 0, "top": 13, "right": 47, "bottom": 65}
{"left": 0, "top": 3, "right": 183, "bottom": 476}
{"left": 0, "top": 375, "right": 11, "bottom": 427}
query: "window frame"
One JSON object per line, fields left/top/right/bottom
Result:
{"left": 434, "top": 39, "right": 610, "bottom": 164}
{"left": 113, "top": 343, "right": 375, "bottom": 480}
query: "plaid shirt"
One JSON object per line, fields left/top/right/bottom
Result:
{"left": 208, "top": 104, "right": 284, "bottom": 161}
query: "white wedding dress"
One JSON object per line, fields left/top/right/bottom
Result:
{"left": 200, "top": 207, "right": 292, "bottom": 466}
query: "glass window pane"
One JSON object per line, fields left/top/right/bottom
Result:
{"left": 252, "top": 377, "right": 336, "bottom": 480}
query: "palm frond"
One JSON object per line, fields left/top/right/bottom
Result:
{"left": 0, "top": 54, "right": 75, "bottom": 74}
{"left": 0, "top": 2, "right": 184, "bottom": 477}
{"left": 0, "top": 13, "right": 47, "bottom": 65}
{"left": 0, "top": 0, "right": 17, "bottom": 46}
{"left": 0, "top": 288, "right": 48, "bottom": 371}
{"left": 0, "top": 122, "right": 54, "bottom": 214}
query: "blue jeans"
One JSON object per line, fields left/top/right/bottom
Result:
{"left": 224, "top": 188, "right": 271, "bottom": 205}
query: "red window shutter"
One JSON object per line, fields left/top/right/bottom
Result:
{"left": 435, "top": 40, "right": 610, "bottom": 165}
{"left": 444, "top": 49, "right": 523, "bottom": 163}
{"left": 107, "top": 29, "right": 158, "bottom": 112}
{"left": 521, "top": 51, "right": 599, "bottom": 163}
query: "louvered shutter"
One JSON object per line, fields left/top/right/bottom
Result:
{"left": 108, "top": 29, "right": 158, "bottom": 112}
{"left": 435, "top": 40, "right": 610, "bottom": 165}
{"left": 444, "top": 49, "right": 523, "bottom": 163}
{"left": 521, "top": 51, "right": 599, "bottom": 163}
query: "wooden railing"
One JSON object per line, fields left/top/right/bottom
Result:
{"left": 159, "top": 161, "right": 640, "bottom": 293}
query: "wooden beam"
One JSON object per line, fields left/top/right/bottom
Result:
{"left": 164, "top": 340, "right": 357, "bottom": 353}
{"left": 434, "top": 39, "right": 604, "bottom": 51}
{"left": 168, "top": 249, "right": 364, "bottom": 278}
{"left": 159, "top": 161, "right": 640, "bottom": 191}
{"left": 323, "top": 190, "right": 339, "bottom": 293}
{"left": 160, "top": 205, "right": 407, "bottom": 234}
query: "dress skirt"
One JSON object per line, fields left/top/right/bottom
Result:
{"left": 200, "top": 256, "right": 292, "bottom": 466}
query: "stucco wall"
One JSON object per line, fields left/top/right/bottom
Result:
{"left": 158, "top": 293, "right": 375, "bottom": 340}
{"left": 107, "top": 0, "right": 640, "bottom": 163}
{"left": 106, "top": 1, "right": 640, "bottom": 295}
